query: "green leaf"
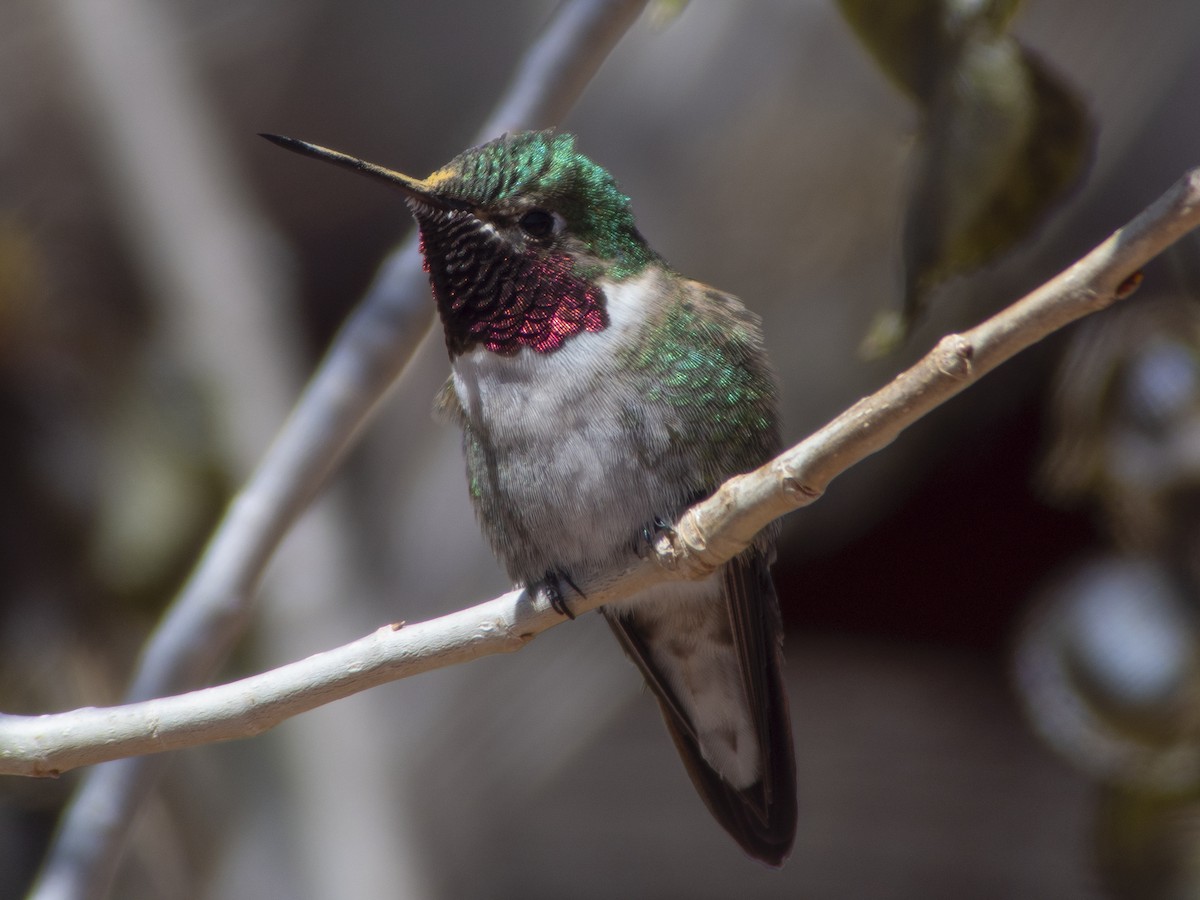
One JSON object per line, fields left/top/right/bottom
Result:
{"left": 839, "top": 0, "right": 1092, "bottom": 352}
{"left": 901, "top": 40, "right": 1092, "bottom": 332}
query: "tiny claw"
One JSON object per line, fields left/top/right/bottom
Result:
{"left": 538, "top": 570, "right": 582, "bottom": 620}
{"left": 561, "top": 571, "right": 585, "bottom": 600}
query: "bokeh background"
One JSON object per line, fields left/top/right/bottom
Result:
{"left": 4, "top": 0, "right": 1200, "bottom": 897}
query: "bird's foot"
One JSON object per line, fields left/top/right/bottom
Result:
{"left": 534, "top": 569, "right": 585, "bottom": 619}
{"left": 635, "top": 514, "right": 676, "bottom": 559}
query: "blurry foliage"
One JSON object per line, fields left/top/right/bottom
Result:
{"left": 86, "top": 370, "right": 229, "bottom": 609}
{"left": 838, "top": 0, "right": 1093, "bottom": 355}
{"left": 1097, "top": 786, "right": 1200, "bottom": 900}
{"left": 1041, "top": 296, "right": 1200, "bottom": 555}
{"left": 647, "top": 0, "right": 689, "bottom": 26}
{"left": 0, "top": 209, "right": 227, "bottom": 706}
{"left": 1019, "top": 294, "right": 1200, "bottom": 898}
{"left": 0, "top": 217, "right": 45, "bottom": 354}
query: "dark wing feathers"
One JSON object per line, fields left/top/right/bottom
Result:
{"left": 602, "top": 549, "right": 796, "bottom": 865}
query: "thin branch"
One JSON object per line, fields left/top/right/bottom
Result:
{"left": 28, "top": 2, "right": 649, "bottom": 899}
{"left": 6, "top": 166, "right": 1198, "bottom": 780}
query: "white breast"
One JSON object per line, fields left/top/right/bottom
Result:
{"left": 449, "top": 268, "right": 672, "bottom": 576}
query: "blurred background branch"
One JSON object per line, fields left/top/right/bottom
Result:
{"left": 21, "top": 1, "right": 648, "bottom": 898}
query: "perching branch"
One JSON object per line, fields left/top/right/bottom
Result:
{"left": 5, "top": 165, "right": 1198, "bottom": 780}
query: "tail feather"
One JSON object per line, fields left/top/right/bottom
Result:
{"left": 603, "top": 550, "right": 796, "bottom": 865}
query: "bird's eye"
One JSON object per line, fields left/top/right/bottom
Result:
{"left": 518, "top": 208, "right": 557, "bottom": 240}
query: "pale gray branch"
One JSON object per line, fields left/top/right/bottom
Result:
{"left": 5, "top": 166, "right": 1198, "bottom": 781}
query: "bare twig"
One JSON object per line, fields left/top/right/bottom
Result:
{"left": 28, "top": 2, "right": 649, "bottom": 899}
{"left": 6, "top": 166, "right": 1198, "bottom": 781}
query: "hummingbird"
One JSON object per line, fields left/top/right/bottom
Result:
{"left": 264, "top": 130, "right": 797, "bottom": 865}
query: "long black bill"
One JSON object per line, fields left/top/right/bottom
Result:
{"left": 259, "top": 133, "right": 459, "bottom": 210}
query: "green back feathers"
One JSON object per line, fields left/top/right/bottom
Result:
{"left": 624, "top": 285, "right": 780, "bottom": 473}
